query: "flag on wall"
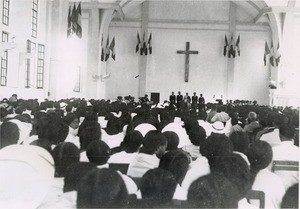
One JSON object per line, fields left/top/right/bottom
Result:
{"left": 142, "top": 32, "right": 148, "bottom": 55}
{"left": 148, "top": 33, "right": 152, "bottom": 54}
{"left": 269, "top": 41, "right": 275, "bottom": 67}
{"left": 235, "top": 34, "right": 240, "bottom": 56}
{"left": 110, "top": 37, "right": 116, "bottom": 60}
{"left": 264, "top": 41, "right": 270, "bottom": 66}
{"left": 228, "top": 34, "right": 235, "bottom": 58}
{"left": 101, "top": 36, "right": 105, "bottom": 61}
{"left": 71, "top": 4, "right": 77, "bottom": 34}
{"left": 67, "top": 7, "right": 72, "bottom": 37}
{"left": 223, "top": 35, "right": 228, "bottom": 56}
{"left": 275, "top": 42, "right": 281, "bottom": 66}
{"left": 136, "top": 32, "right": 141, "bottom": 53}
{"left": 76, "top": 2, "right": 82, "bottom": 38}
{"left": 105, "top": 36, "right": 110, "bottom": 61}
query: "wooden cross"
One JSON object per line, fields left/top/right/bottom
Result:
{"left": 177, "top": 42, "right": 199, "bottom": 82}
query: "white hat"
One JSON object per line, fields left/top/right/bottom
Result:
{"left": 134, "top": 123, "right": 156, "bottom": 137}
{"left": 0, "top": 145, "right": 54, "bottom": 209}
{"left": 211, "top": 121, "right": 226, "bottom": 134}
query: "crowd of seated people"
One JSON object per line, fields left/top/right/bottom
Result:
{"left": 0, "top": 95, "right": 299, "bottom": 209}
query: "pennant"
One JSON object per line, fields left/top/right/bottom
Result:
{"left": 105, "top": 36, "right": 110, "bottom": 61}
{"left": 264, "top": 41, "right": 270, "bottom": 66}
{"left": 275, "top": 42, "right": 281, "bottom": 66}
{"left": 71, "top": 4, "right": 77, "bottom": 34}
{"left": 101, "top": 36, "right": 104, "bottom": 61}
{"left": 142, "top": 32, "right": 147, "bottom": 55}
{"left": 110, "top": 37, "right": 116, "bottom": 60}
{"left": 67, "top": 7, "right": 72, "bottom": 38}
{"left": 136, "top": 32, "right": 141, "bottom": 53}
{"left": 76, "top": 2, "right": 82, "bottom": 38}
{"left": 228, "top": 34, "right": 235, "bottom": 58}
{"left": 148, "top": 33, "right": 152, "bottom": 54}
{"left": 269, "top": 41, "right": 275, "bottom": 67}
{"left": 223, "top": 34, "right": 228, "bottom": 56}
{"left": 235, "top": 34, "right": 240, "bottom": 56}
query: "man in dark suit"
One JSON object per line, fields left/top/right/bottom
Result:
{"left": 191, "top": 92, "right": 198, "bottom": 111}
{"left": 198, "top": 94, "right": 205, "bottom": 111}
{"left": 169, "top": 92, "right": 176, "bottom": 106}
{"left": 176, "top": 91, "right": 183, "bottom": 109}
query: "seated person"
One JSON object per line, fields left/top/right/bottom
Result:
{"left": 247, "top": 141, "right": 285, "bottom": 209}
{"left": 162, "top": 131, "right": 179, "bottom": 151}
{"left": 230, "top": 131, "right": 250, "bottom": 165}
{"left": 127, "top": 131, "right": 167, "bottom": 178}
{"left": 101, "top": 116, "right": 125, "bottom": 149}
{"left": 63, "top": 113, "right": 80, "bottom": 148}
{"left": 0, "top": 121, "right": 19, "bottom": 149}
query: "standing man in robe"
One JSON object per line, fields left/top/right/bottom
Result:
{"left": 198, "top": 94, "right": 205, "bottom": 111}
{"left": 191, "top": 92, "right": 198, "bottom": 111}
{"left": 176, "top": 91, "right": 183, "bottom": 110}
{"left": 169, "top": 92, "right": 176, "bottom": 107}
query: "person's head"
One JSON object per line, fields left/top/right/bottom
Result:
{"left": 52, "top": 142, "right": 80, "bottom": 177}
{"left": 63, "top": 162, "right": 96, "bottom": 193}
{"left": 79, "top": 122, "right": 101, "bottom": 150}
{"left": 105, "top": 117, "right": 123, "bottom": 135}
{"left": 281, "top": 183, "right": 298, "bottom": 209}
{"left": 200, "top": 94, "right": 203, "bottom": 97}
{"left": 279, "top": 123, "right": 295, "bottom": 141}
{"left": 171, "top": 92, "right": 174, "bottom": 95}
{"left": 140, "top": 168, "right": 177, "bottom": 205}
{"left": 193, "top": 92, "right": 196, "bottom": 96}
{"left": 0, "top": 121, "right": 19, "bottom": 149}
{"left": 211, "top": 154, "right": 252, "bottom": 200}
{"left": 159, "top": 150, "right": 190, "bottom": 184}
{"left": 187, "top": 172, "right": 239, "bottom": 208}
{"left": 86, "top": 140, "right": 111, "bottom": 165}
{"left": 178, "top": 91, "right": 181, "bottom": 95}
{"left": 139, "top": 130, "right": 168, "bottom": 158}
{"left": 186, "top": 92, "right": 188, "bottom": 96}
{"left": 247, "top": 140, "right": 273, "bottom": 171}
{"left": 247, "top": 112, "right": 257, "bottom": 123}
{"left": 77, "top": 168, "right": 129, "bottom": 208}
{"left": 121, "top": 130, "right": 143, "bottom": 153}
{"left": 188, "top": 125, "right": 206, "bottom": 146}
{"left": 162, "top": 131, "right": 179, "bottom": 151}
{"left": 64, "top": 113, "right": 79, "bottom": 130}
{"left": 229, "top": 131, "right": 250, "bottom": 154}
{"left": 200, "top": 133, "right": 233, "bottom": 166}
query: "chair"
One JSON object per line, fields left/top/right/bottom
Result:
{"left": 108, "top": 163, "right": 129, "bottom": 174}
{"left": 246, "top": 190, "right": 265, "bottom": 209}
{"left": 271, "top": 160, "right": 299, "bottom": 172}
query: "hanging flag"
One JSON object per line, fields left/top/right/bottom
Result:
{"left": 110, "top": 37, "right": 116, "bottom": 60}
{"left": 148, "top": 33, "right": 152, "bottom": 54}
{"left": 76, "top": 2, "right": 82, "bottom": 38}
{"left": 223, "top": 34, "right": 228, "bottom": 56}
{"left": 67, "top": 7, "right": 72, "bottom": 38}
{"left": 275, "top": 42, "right": 281, "bottom": 66}
{"left": 101, "top": 36, "right": 105, "bottom": 61}
{"left": 71, "top": 3, "right": 78, "bottom": 34}
{"left": 105, "top": 36, "right": 110, "bottom": 61}
{"left": 235, "top": 34, "right": 240, "bottom": 56}
{"left": 269, "top": 41, "right": 275, "bottom": 67}
{"left": 136, "top": 32, "right": 141, "bottom": 53}
{"left": 142, "top": 32, "right": 147, "bottom": 55}
{"left": 228, "top": 34, "right": 235, "bottom": 58}
{"left": 264, "top": 41, "right": 270, "bottom": 66}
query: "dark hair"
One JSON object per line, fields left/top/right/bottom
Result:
{"left": 52, "top": 142, "right": 80, "bottom": 177}
{"left": 159, "top": 150, "right": 190, "bottom": 184}
{"left": 121, "top": 130, "right": 143, "bottom": 153}
{"left": 77, "top": 168, "right": 129, "bottom": 208}
{"left": 211, "top": 154, "right": 252, "bottom": 200}
{"left": 79, "top": 122, "right": 101, "bottom": 150}
{"left": 105, "top": 117, "right": 123, "bottom": 135}
{"left": 187, "top": 172, "right": 239, "bottom": 208}
{"left": 281, "top": 183, "right": 298, "bottom": 209}
{"left": 188, "top": 125, "right": 206, "bottom": 146}
{"left": 229, "top": 131, "right": 250, "bottom": 154}
{"left": 63, "top": 162, "right": 96, "bottom": 193}
{"left": 63, "top": 113, "right": 79, "bottom": 126}
{"left": 279, "top": 123, "right": 295, "bottom": 139}
{"left": 0, "top": 121, "right": 19, "bottom": 148}
{"left": 200, "top": 133, "right": 233, "bottom": 166}
{"left": 30, "top": 138, "right": 52, "bottom": 154}
{"left": 140, "top": 168, "right": 177, "bottom": 205}
{"left": 162, "top": 131, "right": 179, "bottom": 151}
{"left": 86, "top": 140, "right": 111, "bottom": 165}
{"left": 139, "top": 130, "right": 167, "bottom": 155}
{"left": 14, "top": 114, "right": 32, "bottom": 123}
{"left": 247, "top": 140, "right": 273, "bottom": 172}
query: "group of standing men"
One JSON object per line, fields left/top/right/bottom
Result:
{"left": 169, "top": 91, "right": 205, "bottom": 111}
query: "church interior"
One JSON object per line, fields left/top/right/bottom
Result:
{"left": 0, "top": 0, "right": 299, "bottom": 209}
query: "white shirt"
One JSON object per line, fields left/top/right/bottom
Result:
{"left": 260, "top": 129, "right": 281, "bottom": 147}
{"left": 108, "top": 151, "right": 137, "bottom": 164}
{"left": 136, "top": 184, "right": 187, "bottom": 200}
{"left": 127, "top": 153, "right": 160, "bottom": 178}
{"left": 162, "top": 122, "right": 191, "bottom": 148}
{"left": 101, "top": 129, "right": 125, "bottom": 149}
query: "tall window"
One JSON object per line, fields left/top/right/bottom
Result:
{"left": 74, "top": 66, "right": 80, "bottom": 92}
{"left": 1, "top": 31, "right": 8, "bottom": 86}
{"left": 2, "top": 0, "right": 9, "bottom": 25}
{"left": 25, "top": 40, "right": 35, "bottom": 88}
{"left": 31, "top": 0, "right": 38, "bottom": 38}
{"left": 37, "top": 44, "right": 44, "bottom": 88}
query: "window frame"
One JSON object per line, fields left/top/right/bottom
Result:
{"left": 1, "top": 31, "right": 9, "bottom": 86}
{"left": 2, "top": 0, "right": 10, "bottom": 25}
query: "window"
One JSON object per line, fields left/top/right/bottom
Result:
{"left": 31, "top": 0, "right": 38, "bottom": 37}
{"left": 2, "top": 0, "right": 9, "bottom": 25}
{"left": 37, "top": 44, "right": 44, "bottom": 88}
{"left": 25, "top": 40, "right": 35, "bottom": 88}
{"left": 1, "top": 31, "right": 8, "bottom": 86}
{"left": 74, "top": 66, "right": 80, "bottom": 92}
